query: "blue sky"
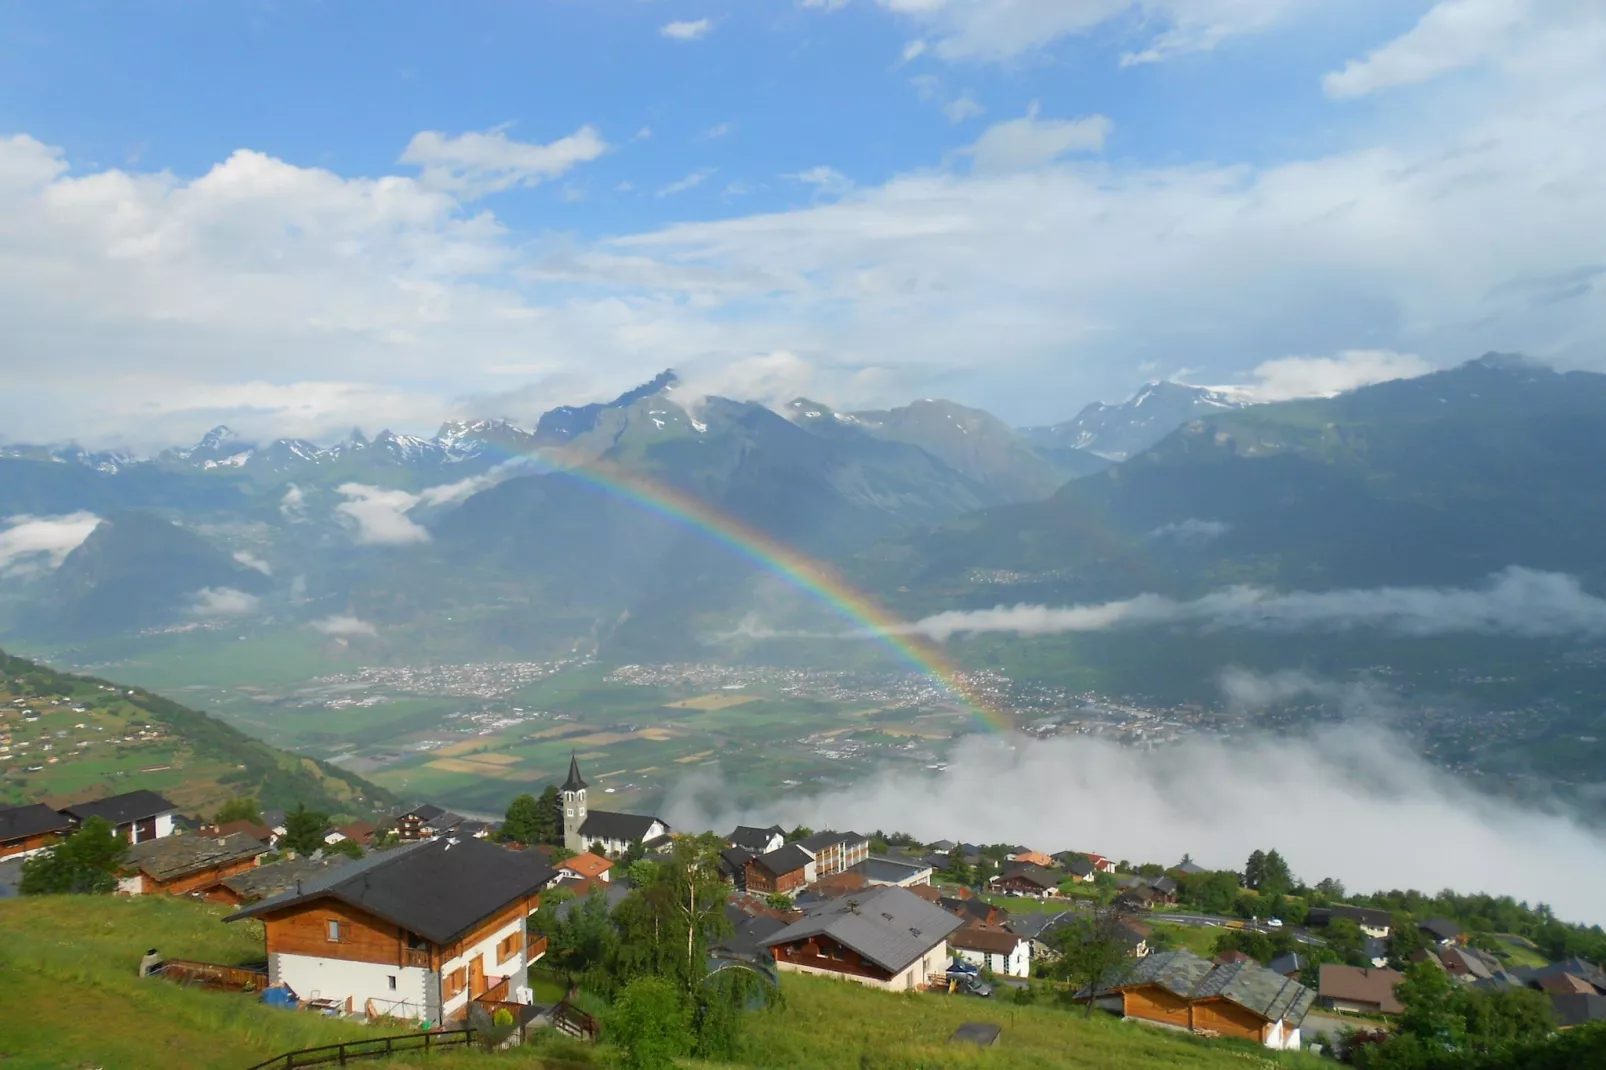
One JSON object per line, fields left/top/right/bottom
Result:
{"left": 0, "top": 0, "right": 1601, "bottom": 447}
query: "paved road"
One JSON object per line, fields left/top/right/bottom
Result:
{"left": 1151, "top": 912, "right": 1325, "bottom": 946}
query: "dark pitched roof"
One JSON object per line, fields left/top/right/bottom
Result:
{"left": 1268, "top": 952, "right": 1307, "bottom": 977}
{"left": 1419, "top": 917, "right": 1465, "bottom": 941}
{"left": 1550, "top": 993, "right": 1606, "bottom": 1028}
{"left": 728, "top": 825, "right": 784, "bottom": 852}
{"left": 0, "top": 803, "right": 71, "bottom": 843}
{"left": 761, "top": 885, "right": 963, "bottom": 975}
{"left": 796, "top": 830, "right": 866, "bottom": 853}
{"left": 1060, "top": 856, "right": 1095, "bottom": 878}
{"left": 1174, "top": 861, "right": 1206, "bottom": 875}
{"left": 60, "top": 790, "right": 175, "bottom": 826}
{"left": 941, "top": 896, "right": 1001, "bottom": 923}
{"left": 125, "top": 834, "right": 269, "bottom": 883}
{"left": 561, "top": 753, "right": 587, "bottom": 793}
{"left": 751, "top": 844, "right": 814, "bottom": 878}
{"left": 402, "top": 803, "right": 447, "bottom": 821}
{"left": 578, "top": 810, "right": 664, "bottom": 844}
{"left": 720, "top": 845, "right": 755, "bottom": 876}
{"left": 226, "top": 838, "right": 556, "bottom": 945}
{"left": 1006, "top": 910, "right": 1076, "bottom": 940}
{"left": 997, "top": 862, "right": 1060, "bottom": 888}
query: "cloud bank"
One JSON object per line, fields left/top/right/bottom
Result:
{"left": 186, "top": 587, "right": 261, "bottom": 618}
{"left": 0, "top": 513, "right": 101, "bottom": 577}
{"left": 668, "top": 718, "right": 1606, "bottom": 925}
{"left": 308, "top": 615, "right": 378, "bottom": 638}
{"left": 335, "top": 484, "right": 430, "bottom": 545}
{"left": 898, "top": 568, "right": 1606, "bottom": 641}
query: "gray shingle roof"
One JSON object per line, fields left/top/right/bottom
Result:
{"left": 848, "top": 857, "right": 932, "bottom": 885}
{"left": 226, "top": 837, "right": 555, "bottom": 945}
{"left": 761, "top": 885, "right": 962, "bottom": 975}
{"left": 0, "top": 803, "right": 71, "bottom": 843}
{"left": 1100, "top": 949, "right": 1315, "bottom": 1027}
{"left": 728, "top": 825, "right": 783, "bottom": 852}
{"left": 221, "top": 855, "right": 356, "bottom": 903}
{"left": 125, "top": 833, "right": 269, "bottom": 882}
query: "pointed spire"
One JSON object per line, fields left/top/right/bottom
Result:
{"left": 561, "top": 752, "right": 587, "bottom": 792}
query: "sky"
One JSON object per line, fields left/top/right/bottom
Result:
{"left": 0, "top": 0, "right": 1603, "bottom": 449}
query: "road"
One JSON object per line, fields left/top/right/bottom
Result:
{"left": 1150, "top": 911, "right": 1326, "bottom": 946}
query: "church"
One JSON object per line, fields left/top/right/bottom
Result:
{"left": 561, "top": 755, "right": 672, "bottom": 857}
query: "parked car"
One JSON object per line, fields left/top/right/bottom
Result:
{"left": 956, "top": 975, "right": 995, "bottom": 998}
{"left": 1266, "top": 918, "right": 1284, "bottom": 928}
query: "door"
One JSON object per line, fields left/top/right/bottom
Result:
{"left": 133, "top": 817, "right": 157, "bottom": 843}
{"left": 469, "top": 954, "right": 486, "bottom": 999}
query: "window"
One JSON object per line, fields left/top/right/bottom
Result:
{"left": 387, "top": 975, "right": 397, "bottom": 990}
{"left": 497, "top": 931, "right": 524, "bottom": 964}
{"left": 444, "top": 967, "right": 467, "bottom": 999}
{"left": 326, "top": 920, "right": 342, "bottom": 942}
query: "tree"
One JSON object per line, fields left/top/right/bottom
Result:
{"left": 1245, "top": 850, "right": 1267, "bottom": 890}
{"left": 787, "top": 825, "right": 812, "bottom": 840}
{"left": 1394, "top": 961, "right": 1467, "bottom": 1053}
{"left": 1177, "top": 870, "right": 1241, "bottom": 915}
{"left": 1387, "top": 919, "right": 1430, "bottom": 969}
{"left": 501, "top": 793, "right": 543, "bottom": 845}
{"left": 21, "top": 817, "right": 127, "bottom": 895}
{"left": 534, "top": 785, "right": 563, "bottom": 845}
{"left": 765, "top": 893, "right": 793, "bottom": 911}
{"left": 1325, "top": 918, "right": 1370, "bottom": 967}
{"left": 1047, "top": 902, "right": 1140, "bottom": 1016}
{"left": 281, "top": 803, "right": 330, "bottom": 856}
{"left": 539, "top": 884, "right": 617, "bottom": 991}
{"left": 328, "top": 838, "right": 363, "bottom": 859}
{"left": 214, "top": 796, "right": 263, "bottom": 826}
{"left": 1261, "top": 850, "right": 1293, "bottom": 896}
{"left": 608, "top": 976, "right": 691, "bottom": 1070}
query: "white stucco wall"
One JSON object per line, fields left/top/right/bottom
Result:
{"left": 271, "top": 954, "right": 433, "bottom": 1020}
{"left": 154, "top": 812, "right": 175, "bottom": 839}
{"left": 439, "top": 915, "right": 530, "bottom": 1021}
{"left": 775, "top": 940, "right": 950, "bottom": 992}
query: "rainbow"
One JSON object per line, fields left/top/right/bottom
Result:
{"left": 472, "top": 449, "right": 1015, "bottom": 734}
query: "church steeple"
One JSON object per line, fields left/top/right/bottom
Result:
{"left": 561, "top": 752, "right": 588, "bottom": 793}
{"left": 561, "top": 752, "right": 588, "bottom": 853}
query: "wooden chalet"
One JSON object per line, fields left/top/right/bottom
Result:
{"left": 0, "top": 802, "right": 71, "bottom": 859}
{"left": 991, "top": 862, "right": 1064, "bottom": 897}
{"left": 118, "top": 833, "right": 270, "bottom": 897}
{"left": 211, "top": 855, "right": 358, "bottom": 907}
{"left": 227, "top": 837, "right": 556, "bottom": 1022}
{"left": 745, "top": 844, "right": 815, "bottom": 897}
{"left": 761, "top": 885, "right": 963, "bottom": 991}
{"left": 794, "top": 830, "right": 870, "bottom": 877}
{"left": 1084, "top": 949, "right": 1314, "bottom": 1051}
{"left": 949, "top": 925, "right": 1031, "bottom": 977}
{"left": 1318, "top": 965, "right": 1404, "bottom": 1015}
{"left": 392, "top": 804, "right": 466, "bottom": 842}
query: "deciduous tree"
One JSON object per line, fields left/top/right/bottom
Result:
{"left": 20, "top": 817, "right": 126, "bottom": 895}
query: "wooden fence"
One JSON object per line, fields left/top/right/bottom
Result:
{"left": 243, "top": 1029, "right": 475, "bottom": 1069}
{"left": 156, "top": 959, "right": 269, "bottom": 992}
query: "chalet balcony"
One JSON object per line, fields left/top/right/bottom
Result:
{"left": 527, "top": 934, "right": 548, "bottom": 962}
{"left": 402, "top": 948, "right": 431, "bottom": 969}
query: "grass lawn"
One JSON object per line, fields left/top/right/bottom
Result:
{"left": 1150, "top": 921, "right": 1227, "bottom": 957}
{"left": 1488, "top": 933, "right": 1550, "bottom": 969}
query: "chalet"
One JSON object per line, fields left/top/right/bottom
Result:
{"left": 327, "top": 820, "right": 377, "bottom": 848}
{"left": 1419, "top": 917, "right": 1466, "bottom": 946}
{"left": 1054, "top": 854, "right": 1096, "bottom": 882}
{"left": 0, "top": 803, "right": 71, "bottom": 859}
{"left": 393, "top": 805, "right": 466, "bottom": 842}
{"left": 1086, "top": 854, "right": 1116, "bottom": 874}
{"left": 1435, "top": 944, "right": 1499, "bottom": 983}
{"left": 761, "top": 885, "right": 963, "bottom": 991}
{"left": 1308, "top": 905, "right": 1392, "bottom": 939}
{"left": 1115, "top": 919, "right": 1154, "bottom": 959}
{"left": 227, "top": 838, "right": 556, "bottom": 1022}
{"left": 1006, "top": 910, "right": 1077, "bottom": 962}
{"left": 1084, "top": 949, "right": 1314, "bottom": 1051}
{"left": 795, "top": 830, "right": 870, "bottom": 876}
{"left": 556, "top": 852, "right": 613, "bottom": 884}
{"left": 940, "top": 896, "right": 1009, "bottom": 928}
{"left": 59, "top": 790, "right": 176, "bottom": 844}
{"left": 990, "top": 862, "right": 1063, "bottom": 897}
{"left": 847, "top": 856, "right": 933, "bottom": 888}
{"left": 1173, "top": 859, "right": 1207, "bottom": 876}
{"left": 1008, "top": 849, "right": 1054, "bottom": 867}
{"left": 928, "top": 839, "right": 957, "bottom": 853}
{"left": 801, "top": 870, "right": 870, "bottom": 904}
{"left": 949, "top": 925, "right": 1031, "bottom": 978}
{"left": 1550, "top": 993, "right": 1606, "bottom": 1030}
{"left": 745, "top": 844, "right": 816, "bottom": 897}
{"left": 727, "top": 825, "right": 786, "bottom": 855}
{"left": 1267, "top": 952, "right": 1307, "bottom": 979}
{"left": 1317, "top": 965, "right": 1404, "bottom": 1015}
{"left": 118, "top": 833, "right": 270, "bottom": 897}
{"left": 206, "top": 819, "right": 276, "bottom": 845}
{"left": 559, "top": 756, "right": 670, "bottom": 856}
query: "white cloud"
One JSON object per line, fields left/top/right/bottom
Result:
{"left": 676, "top": 350, "right": 820, "bottom": 415}
{"left": 1233, "top": 350, "right": 1434, "bottom": 402}
{"left": 895, "top": 568, "right": 1606, "bottom": 641}
{"left": 334, "top": 484, "right": 430, "bottom": 545}
{"left": 656, "top": 168, "right": 716, "bottom": 197}
{"left": 661, "top": 18, "right": 713, "bottom": 41}
{"left": 279, "top": 484, "right": 308, "bottom": 523}
{"left": 232, "top": 550, "right": 272, "bottom": 575}
{"left": 186, "top": 587, "right": 260, "bottom": 618}
{"left": 790, "top": 165, "right": 853, "bottom": 196}
{"left": 961, "top": 106, "right": 1111, "bottom": 172}
{"left": 697, "top": 122, "right": 736, "bottom": 142}
{"left": 415, "top": 458, "right": 539, "bottom": 507}
{"left": 670, "top": 720, "right": 1606, "bottom": 925}
{"left": 399, "top": 125, "right": 608, "bottom": 198}
{"left": 856, "top": 0, "right": 1304, "bottom": 64}
{"left": 942, "top": 91, "right": 986, "bottom": 124}
{"left": 309, "top": 614, "right": 378, "bottom": 638}
{"left": 1324, "top": 0, "right": 1538, "bottom": 99}
{"left": 901, "top": 39, "right": 928, "bottom": 62}
{"left": 0, "top": 513, "right": 100, "bottom": 577}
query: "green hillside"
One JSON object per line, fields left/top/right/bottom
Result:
{"left": 0, "top": 648, "right": 395, "bottom": 818}
{"left": 0, "top": 894, "right": 1329, "bottom": 1070}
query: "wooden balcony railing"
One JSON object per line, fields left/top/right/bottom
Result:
{"left": 402, "top": 948, "right": 431, "bottom": 969}
{"left": 475, "top": 977, "right": 510, "bottom": 1005}
{"left": 527, "top": 934, "right": 548, "bottom": 962}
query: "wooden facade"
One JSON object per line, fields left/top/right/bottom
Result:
{"left": 129, "top": 855, "right": 262, "bottom": 897}
{"left": 744, "top": 859, "right": 807, "bottom": 896}
{"left": 0, "top": 831, "right": 59, "bottom": 859}
{"left": 769, "top": 933, "right": 892, "bottom": 984}
{"left": 1120, "top": 986, "right": 1278, "bottom": 1044}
